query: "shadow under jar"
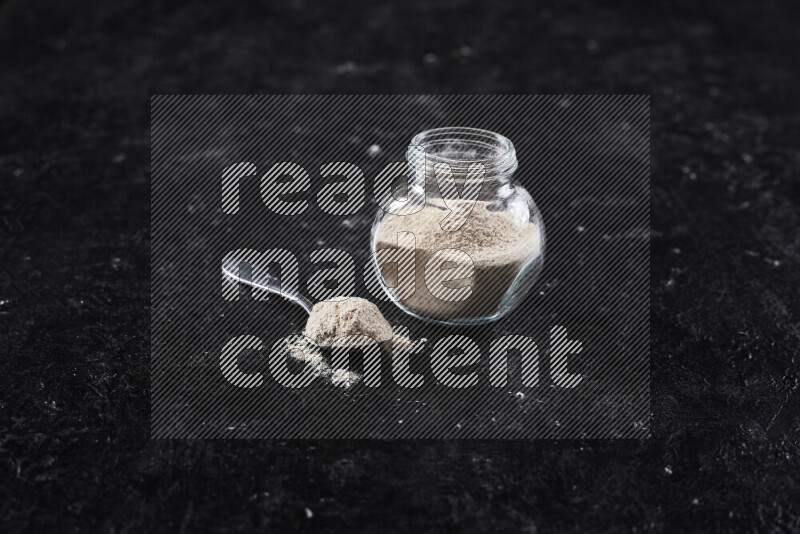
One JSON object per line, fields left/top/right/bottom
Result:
{"left": 371, "top": 127, "right": 546, "bottom": 326}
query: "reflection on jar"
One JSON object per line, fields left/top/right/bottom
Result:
{"left": 371, "top": 127, "right": 545, "bottom": 326}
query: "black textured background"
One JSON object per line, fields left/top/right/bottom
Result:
{"left": 1, "top": 0, "right": 799, "bottom": 532}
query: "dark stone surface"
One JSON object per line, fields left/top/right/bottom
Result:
{"left": 1, "top": 0, "right": 798, "bottom": 531}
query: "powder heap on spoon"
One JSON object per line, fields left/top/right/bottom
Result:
{"left": 303, "top": 297, "right": 394, "bottom": 348}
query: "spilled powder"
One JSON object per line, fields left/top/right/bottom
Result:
{"left": 330, "top": 368, "right": 361, "bottom": 388}
{"left": 285, "top": 297, "right": 429, "bottom": 389}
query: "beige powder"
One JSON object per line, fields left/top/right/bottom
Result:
{"left": 289, "top": 311, "right": 424, "bottom": 389}
{"left": 374, "top": 200, "right": 541, "bottom": 319}
{"left": 289, "top": 297, "right": 397, "bottom": 389}
{"left": 303, "top": 297, "right": 393, "bottom": 347}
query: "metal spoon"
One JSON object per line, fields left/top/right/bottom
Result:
{"left": 221, "top": 259, "right": 393, "bottom": 347}
{"left": 222, "top": 258, "right": 313, "bottom": 313}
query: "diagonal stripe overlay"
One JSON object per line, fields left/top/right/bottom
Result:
{"left": 151, "top": 95, "right": 650, "bottom": 439}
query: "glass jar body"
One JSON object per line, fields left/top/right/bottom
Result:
{"left": 371, "top": 128, "right": 545, "bottom": 326}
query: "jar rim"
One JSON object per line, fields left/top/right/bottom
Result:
{"left": 408, "top": 127, "right": 517, "bottom": 178}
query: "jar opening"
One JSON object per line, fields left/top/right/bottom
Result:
{"left": 407, "top": 127, "right": 517, "bottom": 180}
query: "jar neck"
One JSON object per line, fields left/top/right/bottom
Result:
{"left": 406, "top": 128, "right": 517, "bottom": 199}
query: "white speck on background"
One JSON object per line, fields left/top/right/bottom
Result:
{"left": 457, "top": 45, "right": 473, "bottom": 57}
{"left": 336, "top": 61, "right": 356, "bottom": 74}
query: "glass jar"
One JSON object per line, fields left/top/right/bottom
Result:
{"left": 370, "top": 127, "right": 545, "bottom": 326}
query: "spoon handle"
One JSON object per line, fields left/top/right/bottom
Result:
{"left": 222, "top": 259, "right": 314, "bottom": 314}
